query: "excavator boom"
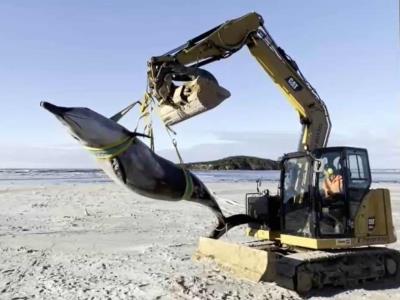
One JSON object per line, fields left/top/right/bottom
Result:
{"left": 148, "top": 12, "right": 331, "bottom": 151}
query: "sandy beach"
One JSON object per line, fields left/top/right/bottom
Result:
{"left": 0, "top": 181, "right": 399, "bottom": 299}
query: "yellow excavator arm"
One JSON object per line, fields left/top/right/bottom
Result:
{"left": 147, "top": 12, "right": 331, "bottom": 151}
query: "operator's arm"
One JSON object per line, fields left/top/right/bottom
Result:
{"left": 148, "top": 12, "right": 331, "bottom": 151}
{"left": 323, "top": 178, "right": 331, "bottom": 198}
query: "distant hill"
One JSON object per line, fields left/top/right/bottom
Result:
{"left": 182, "top": 156, "right": 279, "bottom": 171}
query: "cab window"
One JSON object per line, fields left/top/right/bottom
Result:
{"left": 347, "top": 153, "right": 370, "bottom": 189}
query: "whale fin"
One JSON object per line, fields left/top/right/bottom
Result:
{"left": 129, "top": 131, "right": 152, "bottom": 139}
{"left": 208, "top": 214, "right": 257, "bottom": 239}
{"left": 110, "top": 101, "right": 141, "bottom": 122}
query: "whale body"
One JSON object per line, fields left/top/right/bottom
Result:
{"left": 41, "top": 101, "right": 254, "bottom": 238}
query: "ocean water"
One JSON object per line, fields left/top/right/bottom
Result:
{"left": 0, "top": 168, "right": 399, "bottom": 185}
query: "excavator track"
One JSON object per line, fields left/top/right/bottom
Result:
{"left": 276, "top": 247, "right": 400, "bottom": 294}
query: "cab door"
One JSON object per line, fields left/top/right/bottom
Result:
{"left": 282, "top": 155, "right": 314, "bottom": 237}
{"left": 344, "top": 149, "right": 372, "bottom": 231}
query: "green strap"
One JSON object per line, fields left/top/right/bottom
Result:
{"left": 84, "top": 136, "right": 135, "bottom": 160}
{"left": 181, "top": 169, "right": 194, "bottom": 200}
{"left": 141, "top": 92, "right": 193, "bottom": 200}
{"left": 165, "top": 128, "right": 193, "bottom": 200}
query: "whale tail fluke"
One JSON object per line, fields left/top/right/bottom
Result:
{"left": 208, "top": 214, "right": 257, "bottom": 239}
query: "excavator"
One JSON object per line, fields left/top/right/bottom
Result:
{"left": 145, "top": 12, "right": 400, "bottom": 293}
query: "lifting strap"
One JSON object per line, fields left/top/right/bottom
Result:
{"left": 144, "top": 91, "right": 194, "bottom": 200}
{"left": 162, "top": 122, "right": 194, "bottom": 200}
{"left": 83, "top": 136, "right": 135, "bottom": 160}
{"left": 108, "top": 92, "right": 193, "bottom": 200}
{"left": 83, "top": 98, "right": 143, "bottom": 160}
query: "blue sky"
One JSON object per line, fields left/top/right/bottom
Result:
{"left": 0, "top": 1, "right": 398, "bottom": 168}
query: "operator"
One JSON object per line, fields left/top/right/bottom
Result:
{"left": 320, "top": 167, "right": 345, "bottom": 234}
{"left": 323, "top": 168, "right": 343, "bottom": 199}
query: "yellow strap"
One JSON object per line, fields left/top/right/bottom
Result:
{"left": 83, "top": 136, "right": 135, "bottom": 160}
{"left": 138, "top": 92, "right": 155, "bottom": 151}
{"left": 84, "top": 93, "right": 153, "bottom": 160}
{"left": 83, "top": 136, "right": 132, "bottom": 151}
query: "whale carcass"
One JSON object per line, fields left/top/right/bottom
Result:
{"left": 41, "top": 101, "right": 254, "bottom": 238}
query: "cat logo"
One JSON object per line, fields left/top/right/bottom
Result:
{"left": 285, "top": 76, "right": 303, "bottom": 92}
{"left": 368, "top": 217, "right": 376, "bottom": 231}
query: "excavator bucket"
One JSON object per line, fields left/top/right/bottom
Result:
{"left": 158, "top": 75, "right": 230, "bottom": 126}
{"left": 193, "top": 237, "right": 277, "bottom": 282}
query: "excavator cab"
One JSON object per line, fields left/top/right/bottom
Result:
{"left": 280, "top": 147, "right": 371, "bottom": 239}
{"left": 246, "top": 146, "right": 396, "bottom": 248}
